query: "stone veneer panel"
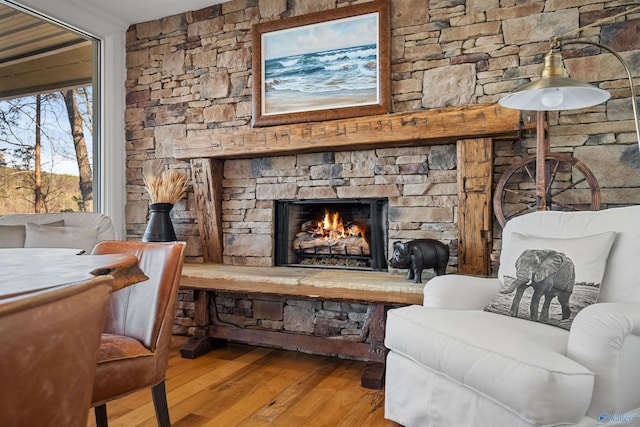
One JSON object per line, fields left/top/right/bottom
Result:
{"left": 173, "top": 289, "right": 375, "bottom": 342}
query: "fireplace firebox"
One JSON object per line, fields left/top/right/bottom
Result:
{"left": 274, "top": 198, "right": 388, "bottom": 271}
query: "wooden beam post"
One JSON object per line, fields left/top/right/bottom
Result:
{"left": 457, "top": 138, "right": 493, "bottom": 276}
{"left": 190, "top": 158, "right": 223, "bottom": 263}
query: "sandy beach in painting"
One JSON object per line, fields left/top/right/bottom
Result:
{"left": 264, "top": 88, "right": 378, "bottom": 115}
{"left": 262, "top": 41, "right": 379, "bottom": 115}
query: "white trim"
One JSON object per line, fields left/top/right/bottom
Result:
{"left": 99, "top": 31, "right": 127, "bottom": 239}
{"left": 11, "top": 0, "right": 128, "bottom": 238}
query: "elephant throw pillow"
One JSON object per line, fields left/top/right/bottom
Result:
{"left": 484, "top": 231, "right": 617, "bottom": 330}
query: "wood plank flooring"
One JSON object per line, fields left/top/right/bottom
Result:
{"left": 86, "top": 336, "right": 402, "bottom": 427}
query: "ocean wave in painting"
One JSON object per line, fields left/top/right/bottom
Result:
{"left": 264, "top": 44, "right": 378, "bottom": 96}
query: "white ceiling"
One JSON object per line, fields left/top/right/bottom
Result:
{"left": 13, "top": 0, "right": 232, "bottom": 29}
{"left": 77, "top": 0, "right": 231, "bottom": 26}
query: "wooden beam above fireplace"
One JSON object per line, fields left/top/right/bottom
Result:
{"left": 172, "top": 104, "right": 521, "bottom": 160}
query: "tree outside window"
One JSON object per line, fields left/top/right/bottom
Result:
{"left": 0, "top": 87, "right": 93, "bottom": 214}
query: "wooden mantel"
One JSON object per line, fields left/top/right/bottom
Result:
{"left": 176, "top": 103, "right": 522, "bottom": 274}
{"left": 173, "top": 104, "right": 521, "bottom": 160}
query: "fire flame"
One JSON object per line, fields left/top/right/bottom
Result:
{"left": 312, "top": 209, "right": 365, "bottom": 240}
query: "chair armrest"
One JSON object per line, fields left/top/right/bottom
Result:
{"left": 423, "top": 275, "right": 501, "bottom": 310}
{"left": 567, "top": 303, "right": 640, "bottom": 418}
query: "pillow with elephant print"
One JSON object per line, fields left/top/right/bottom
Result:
{"left": 485, "top": 231, "right": 617, "bottom": 330}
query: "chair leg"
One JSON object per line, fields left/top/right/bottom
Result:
{"left": 94, "top": 404, "right": 108, "bottom": 427}
{"left": 151, "top": 380, "right": 171, "bottom": 427}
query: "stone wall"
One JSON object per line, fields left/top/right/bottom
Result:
{"left": 125, "top": 0, "right": 640, "bottom": 341}
{"left": 124, "top": 0, "right": 640, "bottom": 264}
{"left": 218, "top": 292, "right": 370, "bottom": 341}
{"left": 174, "top": 289, "right": 402, "bottom": 356}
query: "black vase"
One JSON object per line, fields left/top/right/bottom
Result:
{"left": 143, "top": 202, "right": 177, "bottom": 242}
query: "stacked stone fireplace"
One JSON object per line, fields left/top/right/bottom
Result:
{"left": 174, "top": 144, "right": 459, "bottom": 337}
{"left": 221, "top": 144, "right": 459, "bottom": 269}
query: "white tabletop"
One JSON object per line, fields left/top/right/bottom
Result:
{"left": 0, "top": 248, "right": 145, "bottom": 299}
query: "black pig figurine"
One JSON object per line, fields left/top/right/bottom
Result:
{"left": 388, "top": 239, "right": 449, "bottom": 283}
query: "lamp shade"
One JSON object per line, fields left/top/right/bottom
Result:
{"left": 499, "top": 49, "right": 611, "bottom": 111}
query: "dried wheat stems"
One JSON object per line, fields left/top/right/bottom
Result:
{"left": 144, "top": 169, "right": 189, "bottom": 205}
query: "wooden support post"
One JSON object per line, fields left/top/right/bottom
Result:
{"left": 361, "top": 303, "right": 388, "bottom": 389}
{"left": 190, "top": 158, "right": 223, "bottom": 263}
{"left": 457, "top": 138, "right": 493, "bottom": 276}
{"left": 180, "top": 290, "right": 226, "bottom": 359}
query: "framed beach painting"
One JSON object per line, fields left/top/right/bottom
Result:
{"left": 251, "top": 0, "right": 391, "bottom": 127}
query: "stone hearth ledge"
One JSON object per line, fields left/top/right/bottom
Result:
{"left": 180, "top": 263, "right": 425, "bottom": 305}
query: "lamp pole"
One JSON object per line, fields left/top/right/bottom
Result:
{"left": 535, "top": 110, "right": 549, "bottom": 211}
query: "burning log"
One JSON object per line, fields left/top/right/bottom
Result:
{"left": 293, "top": 210, "right": 370, "bottom": 256}
{"left": 294, "top": 234, "right": 370, "bottom": 256}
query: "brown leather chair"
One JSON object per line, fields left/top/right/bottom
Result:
{"left": 0, "top": 276, "right": 112, "bottom": 427}
{"left": 90, "top": 241, "right": 186, "bottom": 427}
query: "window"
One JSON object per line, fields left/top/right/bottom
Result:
{"left": 0, "top": 0, "right": 99, "bottom": 213}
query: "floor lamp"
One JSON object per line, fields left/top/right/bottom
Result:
{"left": 497, "top": 5, "right": 640, "bottom": 219}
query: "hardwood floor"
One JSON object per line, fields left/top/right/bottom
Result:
{"left": 86, "top": 336, "right": 402, "bottom": 427}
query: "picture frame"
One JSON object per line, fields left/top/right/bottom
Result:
{"left": 251, "top": 0, "right": 391, "bottom": 127}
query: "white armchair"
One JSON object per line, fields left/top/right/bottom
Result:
{"left": 384, "top": 206, "right": 640, "bottom": 427}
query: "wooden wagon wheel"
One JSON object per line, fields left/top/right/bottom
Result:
{"left": 493, "top": 152, "right": 601, "bottom": 227}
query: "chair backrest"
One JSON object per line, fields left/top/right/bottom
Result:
{"left": 501, "top": 206, "right": 640, "bottom": 304}
{"left": 92, "top": 241, "right": 186, "bottom": 353}
{"left": 0, "top": 276, "right": 112, "bottom": 427}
